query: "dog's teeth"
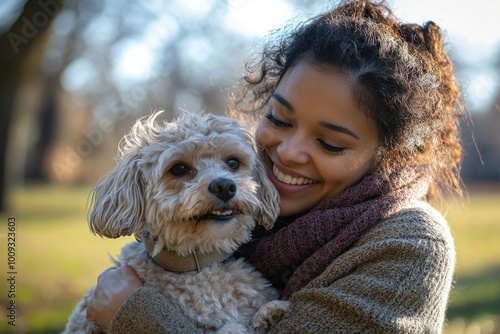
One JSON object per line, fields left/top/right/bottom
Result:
{"left": 212, "top": 209, "right": 233, "bottom": 216}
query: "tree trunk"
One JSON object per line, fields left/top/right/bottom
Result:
{"left": 0, "top": 0, "right": 63, "bottom": 211}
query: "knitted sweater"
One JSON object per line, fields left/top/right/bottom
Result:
{"left": 107, "top": 201, "right": 455, "bottom": 334}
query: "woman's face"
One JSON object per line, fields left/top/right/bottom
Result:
{"left": 255, "top": 61, "right": 379, "bottom": 217}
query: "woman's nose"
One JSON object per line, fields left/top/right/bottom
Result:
{"left": 276, "top": 133, "right": 309, "bottom": 165}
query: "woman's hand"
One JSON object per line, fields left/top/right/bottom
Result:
{"left": 86, "top": 264, "right": 143, "bottom": 329}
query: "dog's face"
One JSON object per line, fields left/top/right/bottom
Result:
{"left": 88, "top": 112, "right": 279, "bottom": 256}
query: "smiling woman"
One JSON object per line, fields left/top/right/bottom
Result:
{"left": 255, "top": 63, "right": 379, "bottom": 217}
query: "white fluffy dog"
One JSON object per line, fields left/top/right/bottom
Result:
{"left": 63, "top": 111, "right": 290, "bottom": 334}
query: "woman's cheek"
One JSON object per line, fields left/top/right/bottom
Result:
{"left": 255, "top": 123, "right": 276, "bottom": 148}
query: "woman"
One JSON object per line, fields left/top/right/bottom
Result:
{"left": 87, "top": 1, "right": 464, "bottom": 332}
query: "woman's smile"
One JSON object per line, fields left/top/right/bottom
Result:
{"left": 272, "top": 164, "right": 318, "bottom": 186}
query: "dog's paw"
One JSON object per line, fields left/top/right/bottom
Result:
{"left": 252, "top": 300, "right": 291, "bottom": 332}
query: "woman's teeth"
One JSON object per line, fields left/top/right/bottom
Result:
{"left": 272, "top": 165, "right": 316, "bottom": 185}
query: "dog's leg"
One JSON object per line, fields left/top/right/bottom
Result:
{"left": 252, "top": 300, "right": 291, "bottom": 333}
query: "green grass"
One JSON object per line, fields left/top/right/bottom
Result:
{"left": 0, "top": 184, "right": 499, "bottom": 333}
{"left": 0, "top": 185, "right": 134, "bottom": 334}
{"left": 440, "top": 190, "right": 500, "bottom": 332}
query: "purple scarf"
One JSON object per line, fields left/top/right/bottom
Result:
{"left": 238, "top": 166, "right": 430, "bottom": 300}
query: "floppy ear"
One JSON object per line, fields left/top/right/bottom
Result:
{"left": 253, "top": 153, "right": 280, "bottom": 230}
{"left": 88, "top": 152, "right": 145, "bottom": 238}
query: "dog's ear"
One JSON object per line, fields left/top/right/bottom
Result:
{"left": 88, "top": 151, "right": 145, "bottom": 238}
{"left": 253, "top": 154, "right": 280, "bottom": 230}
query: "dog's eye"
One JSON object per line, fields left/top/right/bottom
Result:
{"left": 226, "top": 158, "right": 239, "bottom": 170}
{"left": 170, "top": 163, "right": 189, "bottom": 176}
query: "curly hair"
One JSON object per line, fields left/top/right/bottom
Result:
{"left": 232, "top": 0, "right": 464, "bottom": 202}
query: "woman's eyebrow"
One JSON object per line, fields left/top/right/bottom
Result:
{"left": 320, "top": 121, "right": 360, "bottom": 140}
{"left": 272, "top": 92, "right": 359, "bottom": 140}
{"left": 271, "top": 93, "right": 293, "bottom": 111}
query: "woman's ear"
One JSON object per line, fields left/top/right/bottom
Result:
{"left": 88, "top": 152, "right": 145, "bottom": 238}
{"left": 253, "top": 153, "right": 280, "bottom": 230}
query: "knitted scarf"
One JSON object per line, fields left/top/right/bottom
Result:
{"left": 237, "top": 166, "right": 430, "bottom": 300}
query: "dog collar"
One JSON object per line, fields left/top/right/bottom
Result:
{"left": 142, "top": 233, "right": 233, "bottom": 273}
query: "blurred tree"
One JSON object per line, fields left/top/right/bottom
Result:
{"left": 39, "top": 0, "right": 307, "bottom": 184}
{"left": 0, "top": 0, "right": 63, "bottom": 211}
{"left": 0, "top": 0, "right": 366, "bottom": 210}
{"left": 460, "top": 44, "right": 500, "bottom": 183}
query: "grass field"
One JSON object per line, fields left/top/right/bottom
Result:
{"left": 0, "top": 183, "right": 499, "bottom": 333}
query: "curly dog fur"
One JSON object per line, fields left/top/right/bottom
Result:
{"left": 63, "top": 111, "right": 290, "bottom": 334}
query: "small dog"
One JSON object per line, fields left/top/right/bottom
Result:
{"left": 63, "top": 111, "right": 290, "bottom": 334}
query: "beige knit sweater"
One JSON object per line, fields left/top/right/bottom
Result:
{"left": 107, "top": 201, "right": 455, "bottom": 333}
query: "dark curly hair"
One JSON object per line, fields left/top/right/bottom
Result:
{"left": 231, "top": 0, "right": 464, "bottom": 202}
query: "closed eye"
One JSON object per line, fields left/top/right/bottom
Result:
{"left": 265, "top": 113, "right": 291, "bottom": 128}
{"left": 317, "top": 139, "right": 345, "bottom": 153}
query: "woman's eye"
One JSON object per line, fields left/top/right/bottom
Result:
{"left": 317, "top": 139, "right": 345, "bottom": 153}
{"left": 265, "top": 113, "right": 291, "bottom": 128}
{"left": 170, "top": 163, "right": 189, "bottom": 176}
{"left": 226, "top": 158, "right": 239, "bottom": 170}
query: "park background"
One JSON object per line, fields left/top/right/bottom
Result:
{"left": 0, "top": 0, "right": 499, "bottom": 333}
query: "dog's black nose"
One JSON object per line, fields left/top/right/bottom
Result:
{"left": 208, "top": 178, "right": 237, "bottom": 202}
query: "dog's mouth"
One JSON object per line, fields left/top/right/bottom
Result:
{"left": 180, "top": 203, "right": 253, "bottom": 223}
{"left": 201, "top": 208, "right": 234, "bottom": 221}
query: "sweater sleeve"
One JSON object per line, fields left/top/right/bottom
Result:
{"left": 269, "top": 204, "right": 455, "bottom": 334}
{"left": 108, "top": 286, "right": 203, "bottom": 334}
